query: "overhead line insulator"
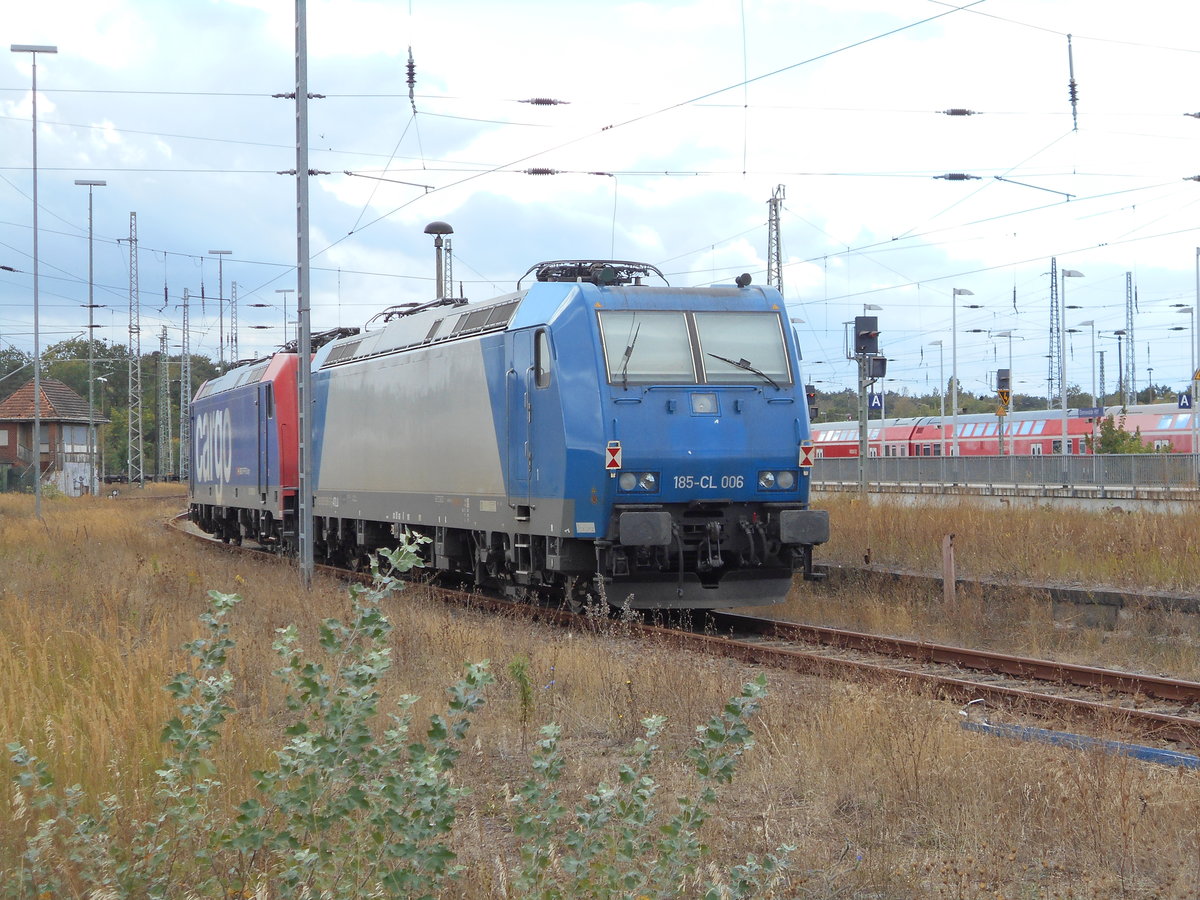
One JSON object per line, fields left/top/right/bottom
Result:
{"left": 934, "top": 173, "right": 982, "bottom": 181}
{"left": 521, "top": 97, "right": 570, "bottom": 105}
{"left": 939, "top": 108, "right": 979, "bottom": 116}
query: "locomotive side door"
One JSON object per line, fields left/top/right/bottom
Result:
{"left": 507, "top": 329, "right": 534, "bottom": 507}
{"left": 257, "top": 381, "right": 272, "bottom": 502}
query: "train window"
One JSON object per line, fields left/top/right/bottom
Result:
{"left": 598, "top": 311, "right": 695, "bottom": 384}
{"left": 534, "top": 329, "right": 552, "bottom": 389}
{"left": 424, "top": 318, "right": 444, "bottom": 342}
{"left": 264, "top": 384, "right": 274, "bottom": 419}
{"left": 1031, "top": 444, "right": 1043, "bottom": 455}
{"left": 695, "top": 312, "right": 792, "bottom": 385}
{"left": 1177, "top": 414, "right": 1192, "bottom": 428}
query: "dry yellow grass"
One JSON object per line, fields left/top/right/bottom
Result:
{"left": 817, "top": 493, "right": 1200, "bottom": 592}
{"left": 780, "top": 495, "right": 1200, "bottom": 680}
{"left": 2, "top": 490, "right": 1199, "bottom": 896}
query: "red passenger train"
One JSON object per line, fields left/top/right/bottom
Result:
{"left": 811, "top": 403, "right": 1197, "bottom": 459}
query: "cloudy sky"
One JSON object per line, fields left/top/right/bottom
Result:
{"left": 4, "top": 0, "right": 1200, "bottom": 405}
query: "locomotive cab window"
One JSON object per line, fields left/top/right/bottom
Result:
{"left": 597, "top": 309, "right": 790, "bottom": 386}
{"left": 598, "top": 311, "right": 695, "bottom": 384}
{"left": 534, "top": 329, "right": 552, "bottom": 389}
{"left": 695, "top": 312, "right": 792, "bottom": 386}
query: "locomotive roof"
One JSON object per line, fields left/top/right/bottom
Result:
{"left": 315, "top": 278, "right": 785, "bottom": 370}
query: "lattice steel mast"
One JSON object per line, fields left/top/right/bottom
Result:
{"left": 1048, "top": 256, "right": 1060, "bottom": 407}
{"left": 179, "top": 289, "right": 191, "bottom": 481}
{"left": 229, "top": 280, "right": 239, "bottom": 363}
{"left": 767, "top": 184, "right": 784, "bottom": 293}
{"left": 126, "top": 212, "right": 144, "bottom": 486}
{"left": 157, "top": 326, "right": 172, "bottom": 478}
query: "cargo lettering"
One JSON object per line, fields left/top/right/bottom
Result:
{"left": 194, "top": 407, "right": 234, "bottom": 484}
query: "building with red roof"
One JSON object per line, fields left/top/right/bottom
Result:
{"left": 0, "top": 378, "right": 108, "bottom": 495}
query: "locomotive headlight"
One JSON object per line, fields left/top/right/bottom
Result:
{"left": 618, "top": 471, "right": 660, "bottom": 492}
{"left": 757, "top": 470, "right": 797, "bottom": 491}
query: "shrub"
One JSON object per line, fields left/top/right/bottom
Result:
{"left": 4, "top": 536, "right": 790, "bottom": 898}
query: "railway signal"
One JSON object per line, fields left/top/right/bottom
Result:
{"left": 854, "top": 315, "right": 880, "bottom": 354}
{"left": 850, "top": 315, "right": 885, "bottom": 498}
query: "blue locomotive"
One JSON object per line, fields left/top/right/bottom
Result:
{"left": 191, "top": 259, "right": 828, "bottom": 609}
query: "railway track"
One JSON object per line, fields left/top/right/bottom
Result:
{"left": 171, "top": 514, "right": 1200, "bottom": 756}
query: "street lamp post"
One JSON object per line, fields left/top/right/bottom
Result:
{"left": 1075, "top": 319, "right": 1096, "bottom": 408}
{"left": 950, "top": 288, "right": 973, "bottom": 463}
{"left": 1059, "top": 269, "right": 1084, "bottom": 479}
{"left": 1074, "top": 319, "right": 1097, "bottom": 465}
{"left": 1100, "top": 330, "right": 1129, "bottom": 409}
{"left": 12, "top": 43, "right": 57, "bottom": 517}
{"left": 75, "top": 178, "right": 106, "bottom": 495}
{"left": 928, "top": 338, "right": 945, "bottom": 419}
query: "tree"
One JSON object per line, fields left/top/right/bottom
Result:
{"left": 1089, "top": 413, "right": 1154, "bottom": 454}
{"left": 0, "top": 347, "right": 33, "bottom": 404}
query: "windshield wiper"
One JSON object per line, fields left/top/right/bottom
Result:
{"left": 618, "top": 323, "right": 641, "bottom": 389}
{"left": 707, "top": 352, "right": 779, "bottom": 390}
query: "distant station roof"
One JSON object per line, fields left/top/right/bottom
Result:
{"left": 0, "top": 378, "right": 108, "bottom": 424}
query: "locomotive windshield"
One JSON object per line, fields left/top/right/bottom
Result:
{"left": 598, "top": 310, "right": 791, "bottom": 387}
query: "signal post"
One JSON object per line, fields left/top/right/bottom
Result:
{"left": 996, "top": 368, "right": 1011, "bottom": 455}
{"left": 852, "top": 315, "right": 885, "bottom": 498}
